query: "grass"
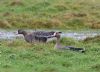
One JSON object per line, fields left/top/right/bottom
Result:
{"left": 0, "top": 0, "right": 100, "bottom": 29}
{"left": 0, "top": 37, "right": 100, "bottom": 72}
{"left": 0, "top": 0, "right": 100, "bottom": 72}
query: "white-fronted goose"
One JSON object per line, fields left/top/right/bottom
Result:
{"left": 18, "top": 29, "right": 60, "bottom": 43}
{"left": 53, "top": 32, "right": 85, "bottom": 53}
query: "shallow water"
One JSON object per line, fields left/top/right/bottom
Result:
{"left": 62, "top": 32, "right": 99, "bottom": 40}
{"left": 0, "top": 29, "right": 100, "bottom": 40}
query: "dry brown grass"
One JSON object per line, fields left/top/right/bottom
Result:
{"left": 54, "top": 4, "right": 67, "bottom": 11}
{"left": 83, "top": 35, "right": 100, "bottom": 42}
{"left": 28, "top": 18, "right": 62, "bottom": 28}
{"left": 63, "top": 13, "right": 74, "bottom": 19}
{"left": 91, "top": 22, "right": 100, "bottom": 29}
{"left": 10, "top": 0, "right": 24, "bottom": 6}
{"left": 72, "top": 13, "right": 87, "bottom": 17}
{"left": 0, "top": 20, "right": 12, "bottom": 28}
{"left": 63, "top": 12, "right": 87, "bottom": 19}
{"left": 3, "top": 12, "right": 11, "bottom": 17}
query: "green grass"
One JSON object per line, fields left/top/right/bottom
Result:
{"left": 0, "top": 0, "right": 100, "bottom": 71}
{"left": 0, "top": 0, "right": 100, "bottom": 29}
{"left": 0, "top": 37, "right": 100, "bottom": 72}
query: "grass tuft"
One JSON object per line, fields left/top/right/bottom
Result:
{"left": 10, "top": 0, "right": 24, "bottom": 6}
{"left": 0, "top": 20, "right": 11, "bottom": 28}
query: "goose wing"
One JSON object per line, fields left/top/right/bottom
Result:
{"left": 33, "top": 31, "right": 55, "bottom": 36}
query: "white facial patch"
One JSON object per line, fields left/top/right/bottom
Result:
{"left": 53, "top": 32, "right": 57, "bottom": 36}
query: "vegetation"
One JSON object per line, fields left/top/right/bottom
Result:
{"left": 0, "top": 37, "right": 100, "bottom": 72}
{"left": 0, "top": 0, "right": 100, "bottom": 72}
{"left": 0, "top": 0, "right": 100, "bottom": 29}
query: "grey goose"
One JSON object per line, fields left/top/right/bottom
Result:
{"left": 53, "top": 32, "right": 85, "bottom": 53}
{"left": 18, "top": 29, "right": 61, "bottom": 43}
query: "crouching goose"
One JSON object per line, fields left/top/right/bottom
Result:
{"left": 53, "top": 32, "right": 85, "bottom": 53}
{"left": 18, "top": 29, "right": 61, "bottom": 43}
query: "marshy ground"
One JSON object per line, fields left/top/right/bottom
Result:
{"left": 0, "top": 0, "right": 100, "bottom": 72}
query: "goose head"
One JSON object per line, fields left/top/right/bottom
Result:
{"left": 53, "top": 32, "right": 62, "bottom": 38}
{"left": 18, "top": 29, "right": 27, "bottom": 36}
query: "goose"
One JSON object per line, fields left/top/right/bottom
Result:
{"left": 18, "top": 29, "right": 35, "bottom": 43}
{"left": 18, "top": 29, "right": 61, "bottom": 43}
{"left": 53, "top": 32, "right": 85, "bottom": 53}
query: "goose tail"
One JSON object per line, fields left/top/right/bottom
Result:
{"left": 64, "top": 46, "right": 85, "bottom": 53}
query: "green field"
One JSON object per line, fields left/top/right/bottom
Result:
{"left": 0, "top": 0, "right": 100, "bottom": 72}
{"left": 0, "top": 0, "right": 100, "bottom": 29}
{"left": 0, "top": 37, "right": 100, "bottom": 72}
